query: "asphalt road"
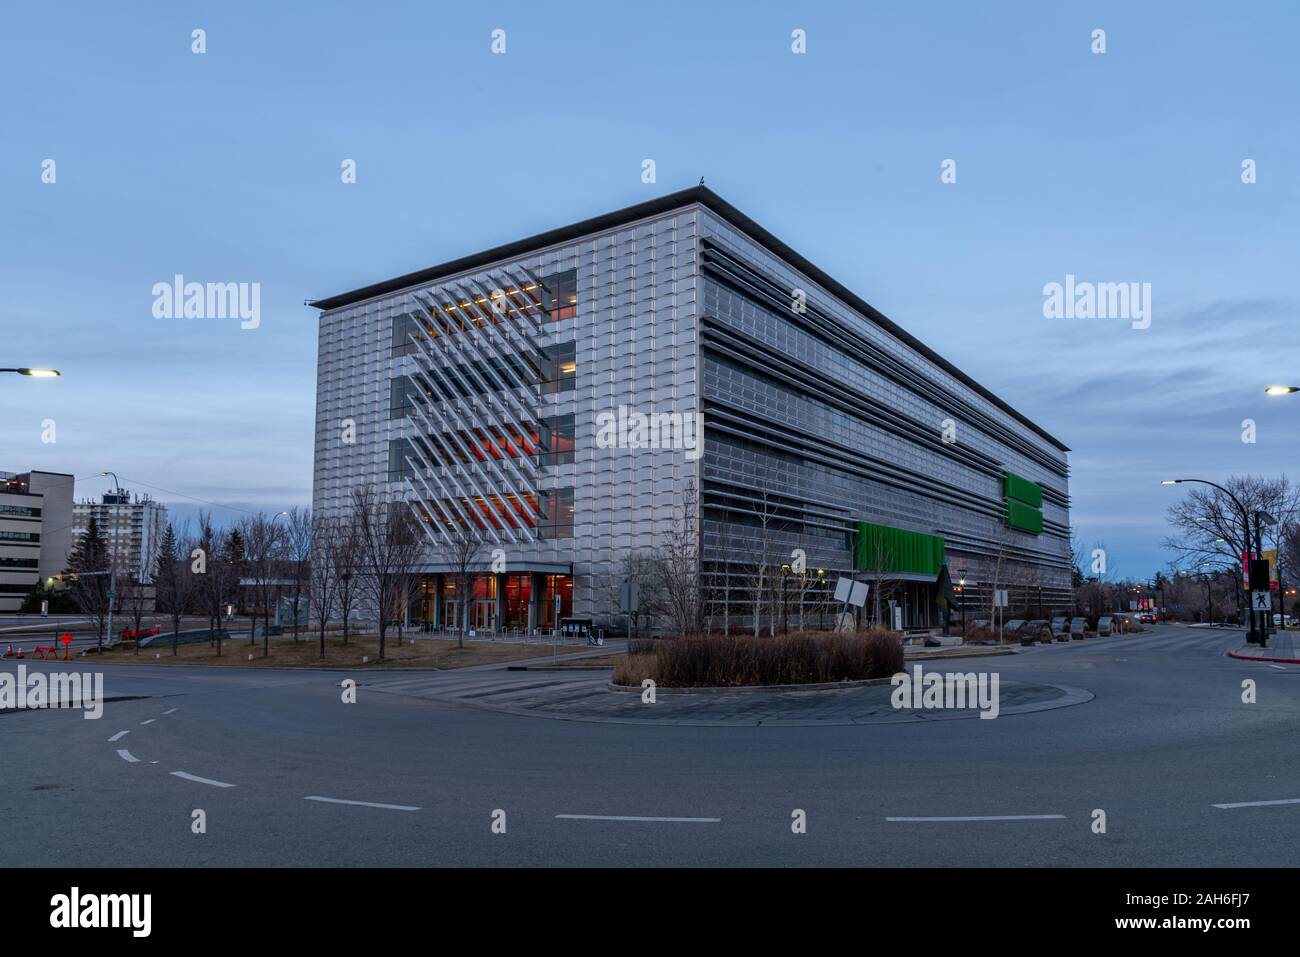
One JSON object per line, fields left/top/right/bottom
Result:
{"left": 3, "top": 624, "right": 1298, "bottom": 867}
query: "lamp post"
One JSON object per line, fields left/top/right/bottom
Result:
{"left": 1162, "top": 479, "right": 1263, "bottom": 644}
{"left": 816, "top": 569, "right": 825, "bottom": 630}
{"left": 956, "top": 571, "right": 967, "bottom": 635}
{"left": 99, "top": 472, "right": 123, "bottom": 649}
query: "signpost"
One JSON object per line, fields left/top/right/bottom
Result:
{"left": 994, "top": 589, "right": 1009, "bottom": 642}
{"left": 833, "top": 576, "right": 869, "bottom": 631}
{"left": 619, "top": 581, "right": 640, "bottom": 643}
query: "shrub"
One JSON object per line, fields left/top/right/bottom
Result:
{"left": 613, "top": 630, "right": 903, "bottom": 688}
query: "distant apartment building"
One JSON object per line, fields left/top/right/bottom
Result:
{"left": 0, "top": 470, "right": 75, "bottom": 612}
{"left": 72, "top": 491, "right": 168, "bottom": 583}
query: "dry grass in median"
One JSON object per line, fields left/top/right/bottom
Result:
{"left": 613, "top": 629, "right": 904, "bottom": 688}
{"left": 86, "top": 634, "right": 560, "bottom": 670}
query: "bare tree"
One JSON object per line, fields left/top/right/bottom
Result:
{"left": 444, "top": 519, "right": 486, "bottom": 650}
{"left": 283, "top": 506, "right": 312, "bottom": 639}
{"left": 861, "top": 534, "right": 901, "bottom": 629}
{"left": 67, "top": 513, "right": 111, "bottom": 650}
{"left": 153, "top": 521, "right": 194, "bottom": 657}
{"left": 309, "top": 516, "right": 339, "bottom": 658}
{"left": 733, "top": 483, "right": 781, "bottom": 637}
{"left": 330, "top": 508, "right": 362, "bottom": 643}
{"left": 240, "top": 512, "right": 286, "bottom": 657}
{"left": 597, "top": 551, "right": 664, "bottom": 639}
{"left": 352, "top": 484, "right": 425, "bottom": 659}
{"left": 1163, "top": 474, "right": 1300, "bottom": 627}
{"left": 656, "top": 479, "right": 704, "bottom": 638}
{"left": 120, "top": 573, "right": 151, "bottom": 654}
{"left": 194, "top": 513, "right": 238, "bottom": 657}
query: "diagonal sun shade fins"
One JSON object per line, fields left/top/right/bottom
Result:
{"left": 405, "top": 293, "right": 544, "bottom": 535}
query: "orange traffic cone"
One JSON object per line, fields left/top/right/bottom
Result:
{"left": 15, "top": 645, "right": 24, "bottom": 659}
{"left": 2, "top": 642, "right": 11, "bottom": 658}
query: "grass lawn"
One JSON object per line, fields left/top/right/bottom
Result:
{"left": 87, "top": 634, "right": 567, "bottom": 670}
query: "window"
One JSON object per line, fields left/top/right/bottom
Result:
{"left": 389, "top": 376, "right": 429, "bottom": 420}
{"left": 392, "top": 313, "right": 434, "bottom": 357}
{"left": 536, "top": 487, "right": 574, "bottom": 539}
{"left": 388, "top": 439, "right": 415, "bottom": 482}
{"left": 537, "top": 414, "right": 575, "bottom": 466}
{"left": 539, "top": 269, "right": 577, "bottom": 321}
{"left": 0, "top": 556, "right": 38, "bottom": 568}
{"left": 0, "top": 503, "right": 40, "bottom": 518}
{"left": 539, "top": 341, "right": 576, "bottom": 394}
{"left": 0, "top": 529, "right": 38, "bottom": 542}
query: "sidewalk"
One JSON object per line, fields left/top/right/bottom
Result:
{"left": 1228, "top": 630, "right": 1300, "bottom": 664}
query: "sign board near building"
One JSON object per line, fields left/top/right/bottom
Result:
{"left": 619, "top": 581, "right": 639, "bottom": 614}
{"left": 833, "top": 577, "right": 869, "bottom": 608}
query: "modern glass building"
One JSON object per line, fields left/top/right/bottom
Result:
{"left": 310, "top": 187, "right": 1071, "bottom": 633}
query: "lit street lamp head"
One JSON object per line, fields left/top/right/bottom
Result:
{"left": 1265, "top": 385, "right": 1298, "bottom": 395}
{"left": 1, "top": 367, "right": 60, "bottom": 377}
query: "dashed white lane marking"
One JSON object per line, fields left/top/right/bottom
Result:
{"left": 886, "top": 814, "right": 1066, "bottom": 822}
{"left": 108, "top": 730, "right": 130, "bottom": 742}
{"left": 1212, "top": 798, "right": 1300, "bottom": 809}
{"left": 116, "top": 749, "right": 139, "bottom": 763}
{"left": 170, "top": 771, "right": 235, "bottom": 788}
{"left": 162, "top": 708, "right": 178, "bottom": 715}
{"left": 1268, "top": 664, "right": 1288, "bottom": 671}
{"left": 555, "top": 814, "right": 721, "bottom": 823}
{"left": 140, "top": 718, "right": 155, "bottom": 725}
{"left": 304, "top": 796, "right": 420, "bottom": 812}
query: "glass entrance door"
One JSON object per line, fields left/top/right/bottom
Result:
{"left": 472, "top": 599, "right": 497, "bottom": 631}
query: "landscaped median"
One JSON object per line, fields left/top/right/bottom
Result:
{"left": 612, "top": 629, "right": 904, "bottom": 689}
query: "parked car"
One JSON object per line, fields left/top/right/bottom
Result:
{"left": 1139, "top": 613, "right": 1156, "bottom": 624}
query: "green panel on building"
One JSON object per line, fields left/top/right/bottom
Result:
{"left": 1005, "top": 499, "right": 1044, "bottom": 534}
{"left": 1003, "top": 472, "right": 1043, "bottom": 508}
{"left": 854, "top": 522, "right": 946, "bottom": 575}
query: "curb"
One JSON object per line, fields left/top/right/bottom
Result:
{"left": 1227, "top": 648, "right": 1300, "bottom": 665}
{"left": 609, "top": 676, "right": 895, "bottom": 695}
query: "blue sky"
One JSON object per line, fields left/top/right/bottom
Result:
{"left": 2, "top": 1, "right": 1297, "bottom": 578}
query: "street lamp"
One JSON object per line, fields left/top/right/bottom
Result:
{"left": 1, "top": 367, "right": 60, "bottom": 377}
{"left": 1162, "top": 478, "right": 1264, "bottom": 644}
{"left": 956, "top": 573, "right": 967, "bottom": 635}
{"left": 98, "top": 472, "right": 123, "bottom": 650}
{"left": 1264, "top": 385, "right": 1298, "bottom": 396}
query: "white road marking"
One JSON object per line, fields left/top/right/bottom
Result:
{"left": 1268, "top": 664, "right": 1288, "bottom": 671}
{"left": 1212, "top": 798, "right": 1300, "bottom": 809}
{"left": 108, "top": 730, "right": 130, "bottom": 742}
{"left": 555, "top": 814, "right": 721, "bottom": 823}
{"left": 140, "top": 718, "right": 155, "bottom": 725}
{"left": 116, "top": 749, "right": 139, "bottom": 763}
{"left": 162, "top": 708, "right": 178, "bottom": 715}
{"left": 304, "top": 795, "right": 420, "bottom": 812}
{"left": 886, "top": 814, "right": 1066, "bottom": 822}
{"left": 171, "top": 771, "right": 235, "bottom": 788}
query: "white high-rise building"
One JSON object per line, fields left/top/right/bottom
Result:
{"left": 72, "top": 491, "right": 168, "bottom": 583}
